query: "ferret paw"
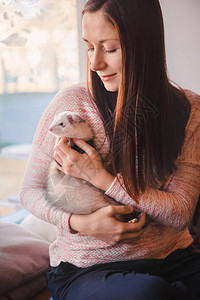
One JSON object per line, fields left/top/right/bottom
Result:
{"left": 128, "top": 218, "right": 138, "bottom": 223}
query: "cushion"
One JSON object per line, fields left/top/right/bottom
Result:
{"left": 0, "top": 220, "right": 50, "bottom": 298}
{"left": 20, "top": 214, "right": 56, "bottom": 243}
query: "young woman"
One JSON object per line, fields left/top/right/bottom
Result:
{"left": 20, "top": 0, "right": 200, "bottom": 299}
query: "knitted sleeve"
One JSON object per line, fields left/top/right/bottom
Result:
{"left": 105, "top": 91, "right": 200, "bottom": 231}
{"left": 19, "top": 84, "right": 89, "bottom": 230}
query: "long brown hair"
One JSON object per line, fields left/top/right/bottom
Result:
{"left": 82, "top": 0, "right": 190, "bottom": 200}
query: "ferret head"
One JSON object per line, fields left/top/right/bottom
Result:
{"left": 49, "top": 111, "right": 93, "bottom": 141}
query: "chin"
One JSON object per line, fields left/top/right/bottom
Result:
{"left": 103, "top": 82, "right": 119, "bottom": 92}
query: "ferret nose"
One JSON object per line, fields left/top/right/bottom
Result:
{"left": 49, "top": 127, "right": 52, "bottom": 131}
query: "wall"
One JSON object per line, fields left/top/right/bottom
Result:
{"left": 159, "top": 0, "right": 200, "bottom": 94}
{"left": 78, "top": 1, "right": 200, "bottom": 94}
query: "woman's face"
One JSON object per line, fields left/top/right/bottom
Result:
{"left": 82, "top": 10, "right": 122, "bottom": 92}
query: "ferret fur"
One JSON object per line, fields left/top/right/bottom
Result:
{"left": 47, "top": 111, "right": 119, "bottom": 214}
{"left": 47, "top": 111, "right": 138, "bottom": 222}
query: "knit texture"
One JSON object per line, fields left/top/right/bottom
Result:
{"left": 20, "top": 83, "right": 200, "bottom": 267}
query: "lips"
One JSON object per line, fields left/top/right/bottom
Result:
{"left": 100, "top": 73, "right": 117, "bottom": 81}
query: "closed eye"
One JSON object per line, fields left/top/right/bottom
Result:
{"left": 105, "top": 49, "right": 117, "bottom": 53}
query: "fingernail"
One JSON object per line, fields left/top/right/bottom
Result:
{"left": 127, "top": 206, "right": 133, "bottom": 211}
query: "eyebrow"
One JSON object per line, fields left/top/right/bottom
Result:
{"left": 82, "top": 37, "right": 119, "bottom": 43}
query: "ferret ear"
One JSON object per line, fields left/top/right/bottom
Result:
{"left": 67, "top": 114, "right": 74, "bottom": 124}
{"left": 73, "top": 114, "right": 84, "bottom": 123}
{"left": 65, "top": 113, "right": 84, "bottom": 124}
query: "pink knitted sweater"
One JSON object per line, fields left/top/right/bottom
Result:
{"left": 20, "top": 83, "right": 200, "bottom": 268}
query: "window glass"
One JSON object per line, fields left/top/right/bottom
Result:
{"left": 0, "top": 0, "right": 79, "bottom": 93}
{"left": 0, "top": 0, "right": 81, "bottom": 152}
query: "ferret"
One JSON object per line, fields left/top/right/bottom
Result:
{"left": 46, "top": 111, "right": 139, "bottom": 222}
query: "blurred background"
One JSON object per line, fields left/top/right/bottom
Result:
{"left": 0, "top": 0, "right": 86, "bottom": 157}
{"left": 0, "top": 0, "right": 199, "bottom": 158}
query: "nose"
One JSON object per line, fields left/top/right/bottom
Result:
{"left": 89, "top": 49, "right": 106, "bottom": 72}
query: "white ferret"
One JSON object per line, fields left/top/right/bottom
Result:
{"left": 46, "top": 111, "right": 138, "bottom": 222}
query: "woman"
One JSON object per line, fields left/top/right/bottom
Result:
{"left": 20, "top": 0, "right": 200, "bottom": 299}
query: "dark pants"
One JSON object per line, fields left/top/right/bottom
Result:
{"left": 48, "top": 247, "right": 200, "bottom": 300}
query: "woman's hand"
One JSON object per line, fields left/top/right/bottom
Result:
{"left": 69, "top": 206, "right": 146, "bottom": 244}
{"left": 53, "top": 138, "right": 115, "bottom": 190}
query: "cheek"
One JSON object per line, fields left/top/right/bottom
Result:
{"left": 116, "top": 52, "right": 122, "bottom": 71}
{"left": 116, "top": 60, "right": 122, "bottom": 73}
{"left": 110, "top": 53, "right": 122, "bottom": 72}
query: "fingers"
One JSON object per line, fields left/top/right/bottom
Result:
{"left": 54, "top": 137, "right": 68, "bottom": 148}
{"left": 104, "top": 206, "right": 146, "bottom": 242}
{"left": 54, "top": 138, "right": 100, "bottom": 167}
{"left": 73, "top": 138, "right": 97, "bottom": 158}
{"left": 116, "top": 214, "right": 146, "bottom": 243}
{"left": 54, "top": 139, "right": 79, "bottom": 164}
{"left": 53, "top": 139, "right": 69, "bottom": 169}
{"left": 122, "top": 214, "right": 146, "bottom": 233}
{"left": 55, "top": 137, "right": 62, "bottom": 144}
{"left": 53, "top": 152, "right": 63, "bottom": 167}
{"left": 121, "top": 231, "right": 143, "bottom": 241}
{"left": 55, "top": 138, "right": 71, "bottom": 154}
{"left": 106, "top": 205, "right": 134, "bottom": 217}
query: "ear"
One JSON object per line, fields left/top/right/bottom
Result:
{"left": 65, "top": 113, "right": 84, "bottom": 124}
{"left": 66, "top": 114, "right": 74, "bottom": 124}
{"left": 73, "top": 114, "right": 84, "bottom": 123}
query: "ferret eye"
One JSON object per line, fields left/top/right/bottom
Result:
{"left": 59, "top": 122, "right": 64, "bottom": 127}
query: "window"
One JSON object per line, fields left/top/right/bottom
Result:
{"left": 0, "top": 0, "right": 85, "bottom": 93}
{"left": 0, "top": 0, "right": 86, "bottom": 153}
